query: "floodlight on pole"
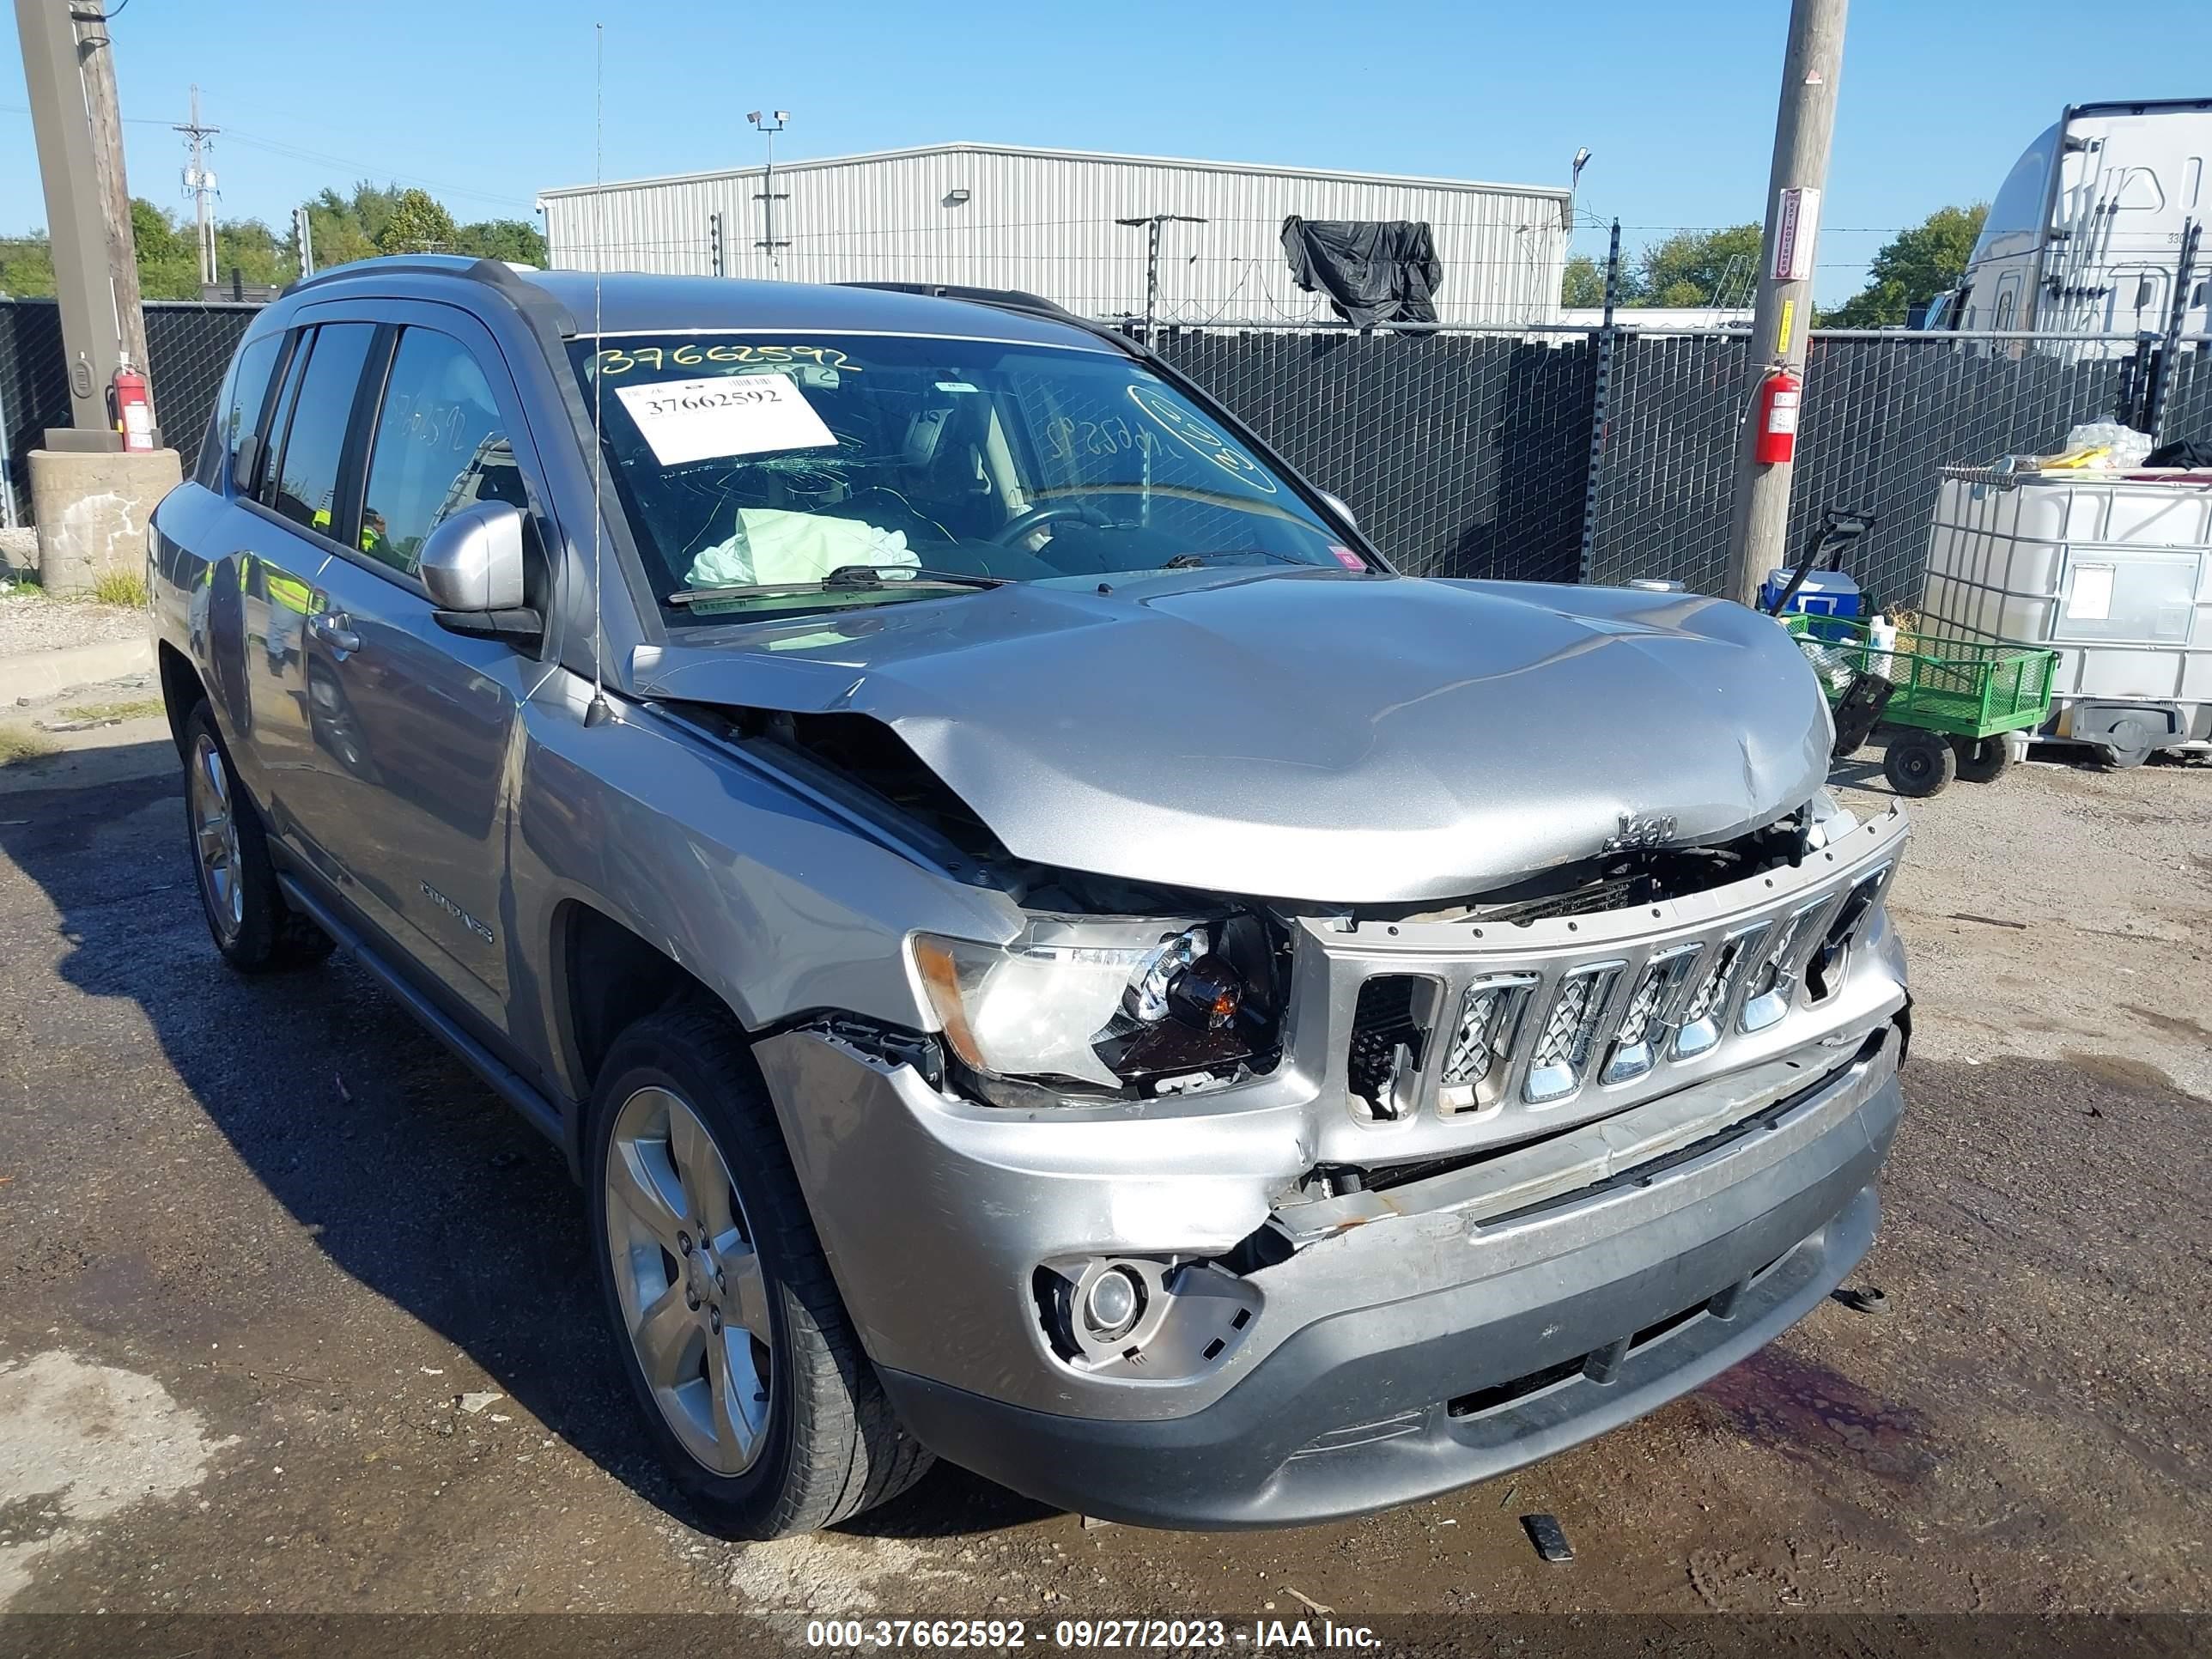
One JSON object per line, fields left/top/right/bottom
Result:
{"left": 746, "top": 109, "right": 791, "bottom": 264}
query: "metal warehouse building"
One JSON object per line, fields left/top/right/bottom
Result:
{"left": 538, "top": 143, "right": 1571, "bottom": 327}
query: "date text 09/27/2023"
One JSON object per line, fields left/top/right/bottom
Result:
{"left": 805, "top": 1619, "right": 1384, "bottom": 1651}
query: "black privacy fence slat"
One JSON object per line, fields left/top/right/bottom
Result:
{"left": 7, "top": 295, "right": 2206, "bottom": 617}
{"left": 1152, "top": 325, "right": 2205, "bottom": 614}
{"left": 1148, "top": 329, "right": 1595, "bottom": 586}
{"left": 1, "top": 300, "right": 256, "bottom": 525}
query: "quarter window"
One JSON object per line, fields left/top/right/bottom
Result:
{"left": 359, "top": 328, "right": 517, "bottom": 575}
{"left": 267, "top": 323, "right": 376, "bottom": 539}
{"left": 203, "top": 333, "right": 281, "bottom": 490}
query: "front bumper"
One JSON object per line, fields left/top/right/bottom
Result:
{"left": 756, "top": 1010, "right": 1905, "bottom": 1528}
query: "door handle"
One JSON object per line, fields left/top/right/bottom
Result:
{"left": 310, "top": 612, "right": 362, "bottom": 654}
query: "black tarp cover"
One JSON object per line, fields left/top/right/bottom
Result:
{"left": 1279, "top": 216, "right": 1444, "bottom": 327}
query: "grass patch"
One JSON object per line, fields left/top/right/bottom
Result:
{"left": 0, "top": 569, "right": 148, "bottom": 607}
{"left": 91, "top": 570, "right": 149, "bottom": 608}
{"left": 0, "top": 726, "right": 60, "bottom": 766}
{"left": 55, "top": 696, "right": 165, "bottom": 724}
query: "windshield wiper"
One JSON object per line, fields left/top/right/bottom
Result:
{"left": 1160, "top": 550, "right": 1323, "bottom": 570}
{"left": 669, "top": 564, "right": 1008, "bottom": 605}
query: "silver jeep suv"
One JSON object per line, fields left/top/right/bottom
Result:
{"left": 150, "top": 257, "right": 1910, "bottom": 1535}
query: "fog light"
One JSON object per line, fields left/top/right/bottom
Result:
{"left": 1082, "top": 1265, "right": 1144, "bottom": 1340}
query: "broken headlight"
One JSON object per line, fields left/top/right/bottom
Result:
{"left": 909, "top": 914, "right": 1280, "bottom": 1101}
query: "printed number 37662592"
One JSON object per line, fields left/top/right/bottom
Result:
{"left": 635, "top": 382, "right": 785, "bottom": 418}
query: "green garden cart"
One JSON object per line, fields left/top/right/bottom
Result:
{"left": 1784, "top": 615, "right": 2058, "bottom": 798}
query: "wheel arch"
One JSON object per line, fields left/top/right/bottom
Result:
{"left": 547, "top": 899, "right": 750, "bottom": 1164}
{"left": 157, "top": 640, "right": 207, "bottom": 757}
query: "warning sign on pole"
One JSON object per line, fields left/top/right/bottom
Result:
{"left": 1771, "top": 187, "right": 1822, "bottom": 283}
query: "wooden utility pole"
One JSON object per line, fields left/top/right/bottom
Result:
{"left": 174, "top": 84, "right": 221, "bottom": 289}
{"left": 1723, "top": 0, "right": 1847, "bottom": 608}
{"left": 70, "top": 1, "right": 149, "bottom": 382}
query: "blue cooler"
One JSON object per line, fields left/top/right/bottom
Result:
{"left": 1759, "top": 568, "right": 1862, "bottom": 617}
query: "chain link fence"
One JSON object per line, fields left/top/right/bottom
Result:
{"left": 6, "top": 293, "right": 2209, "bottom": 620}
{"left": 1589, "top": 331, "right": 2176, "bottom": 608}
{"left": 1152, "top": 323, "right": 2212, "bottom": 611}
{"left": 1145, "top": 327, "right": 1595, "bottom": 584}
{"left": 2, "top": 300, "right": 257, "bottom": 526}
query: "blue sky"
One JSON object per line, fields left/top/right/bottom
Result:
{"left": 3, "top": 0, "right": 2207, "bottom": 304}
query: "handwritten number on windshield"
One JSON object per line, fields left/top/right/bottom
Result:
{"left": 593, "top": 343, "right": 861, "bottom": 377}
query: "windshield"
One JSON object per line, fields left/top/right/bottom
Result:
{"left": 568, "top": 332, "right": 1368, "bottom": 622}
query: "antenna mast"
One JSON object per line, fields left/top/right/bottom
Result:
{"left": 173, "top": 84, "right": 221, "bottom": 290}
{"left": 584, "top": 23, "right": 611, "bottom": 728}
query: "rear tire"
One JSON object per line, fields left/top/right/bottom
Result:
{"left": 181, "top": 700, "right": 333, "bottom": 973}
{"left": 1951, "top": 734, "right": 2011, "bottom": 784}
{"left": 585, "top": 1002, "right": 932, "bottom": 1538}
{"left": 1883, "top": 729, "right": 1956, "bottom": 798}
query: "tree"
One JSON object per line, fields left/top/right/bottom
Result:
{"left": 303, "top": 187, "right": 378, "bottom": 268}
{"left": 1632, "top": 224, "right": 1762, "bottom": 308}
{"left": 130, "top": 198, "right": 199, "bottom": 299}
{"left": 1560, "top": 254, "right": 1607, "bottom": 308}
{"left": 377, "top": 186, "right": 459, "bottom": 254}
{"left": 1822, "top": 204, "right": 1987, "bottom": 328}
{"left": 452, "top": 217, "right": 548, "bottom": 265}
{"left": 0, "top": 234, "right": 56, "bottom": 298}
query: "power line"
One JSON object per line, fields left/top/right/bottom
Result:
{"left": 0, "top": 103, "right": 534, "bottom": 212}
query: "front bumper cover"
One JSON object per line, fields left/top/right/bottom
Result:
{"left": 756, "top": 1006, "right": 1905, "bottom": 1528}
{"left": 878, "top": 1036, "right": 1899, "bottom": 1528}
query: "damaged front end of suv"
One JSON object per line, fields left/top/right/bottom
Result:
{"left": 637, "top": 575, "right": 1910, "bottom": 1530}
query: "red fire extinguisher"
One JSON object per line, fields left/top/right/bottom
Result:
{"left": 112, "top": 356, "right": 155, "bottom": 453}
{"left": 1753, "top": 366, "right": 1802, "bottom": 465}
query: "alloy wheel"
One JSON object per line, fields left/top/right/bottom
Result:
{"left": 189, "top": 732, "right": 245, "bottom": 943}
{"left": 603, "top": 1085, "right": 774, "bottom": 1475}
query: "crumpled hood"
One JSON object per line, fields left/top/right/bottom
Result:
{"left": 633, "top": 570, "right": 1833, "bottom": 904}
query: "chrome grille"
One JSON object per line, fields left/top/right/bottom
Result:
{"left": 1600, "top": 944, "right": 1704, "bottom": 1085}
{"left": 1330, "top": 811, "right": 1907, "bottom": 1130}
{"left": 1739, "top": 896, "right": 1833, "bottom": 1033}
{"left": 1437, "top": 973, "right": 1537, "bottom": 1114}
{"left": 1670, "top": 923, "right": 1767, "bottom": 1060}
{"left": 1524, "top": 962, "right": 1624, "bottom": 1104}
{"left": 1806, "top": 864, "right": 1892, "bottom": 1002}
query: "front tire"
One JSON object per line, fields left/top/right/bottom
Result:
{"left": 181, "top": 700, "right": 333, "bottom": 973}
{"left": 586, "top": 1004, "right": 932, "bottom": 1537}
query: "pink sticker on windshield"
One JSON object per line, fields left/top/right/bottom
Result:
{"left": 1331, "top": 545, "right": 1365, "bottom": 569}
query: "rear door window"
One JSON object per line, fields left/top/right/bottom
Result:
{"left": 266, "top": 322, "right": 376, "bottom": 540}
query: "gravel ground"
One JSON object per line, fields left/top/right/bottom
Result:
{"left": 0, "top": 592, "right": 145, "bottom": 659}
{"left": 0, "top": 726, "right": 2205, "bottom": 1652}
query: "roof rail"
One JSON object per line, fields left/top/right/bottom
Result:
{"left": 834, "top": 280, "right": 1083, "bottom": 323}
{"left": 277, "top": 253, "right": 575, "bottom": 337}
{"left": 281, "top": 253, "right": 541, "bottom": 304}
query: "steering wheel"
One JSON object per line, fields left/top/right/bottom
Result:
{"left": 993, "top": 499, "right": 1117, "bottom": 546}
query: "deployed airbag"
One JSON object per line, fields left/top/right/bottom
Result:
{"left": 687, "top": 507, "right": 918, "bottom": 587}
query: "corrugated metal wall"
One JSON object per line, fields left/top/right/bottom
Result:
{"left": 541, "top": 144, "right": 1568, "bottom": 326}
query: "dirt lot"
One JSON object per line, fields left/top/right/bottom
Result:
{"left": 0, "top": 708, "right": 2206, "bottom": 1648}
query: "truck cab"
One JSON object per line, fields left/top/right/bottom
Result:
{"left": 1931, "top": 98, "right": 2212, "bottom": 343}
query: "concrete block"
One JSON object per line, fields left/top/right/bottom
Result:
{"left": 27, "top": 447, "right": 181, "bottom": 596}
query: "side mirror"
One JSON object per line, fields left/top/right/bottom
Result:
{"left": 1317, "top": 490, "right": 1358, "bottom": 532}
{"left": 420, "top": 501, "right": 527, "bottom": 612}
